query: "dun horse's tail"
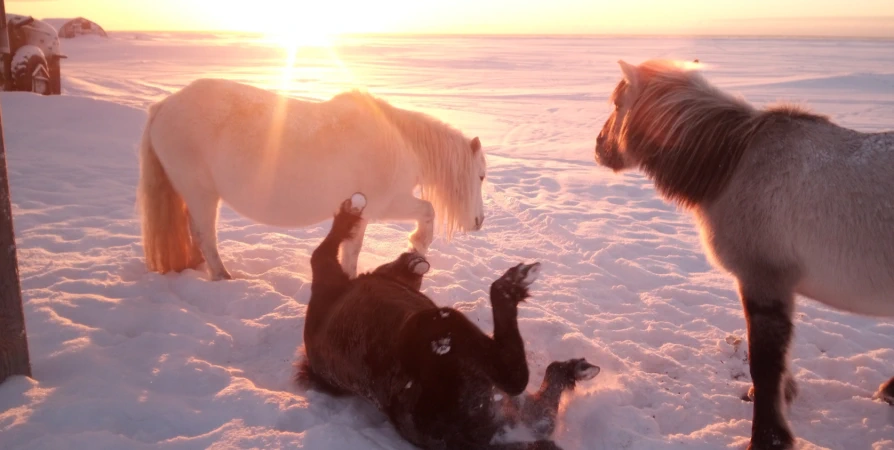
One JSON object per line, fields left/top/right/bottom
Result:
{"left": 137, "top": 100, "right": 201, "bottom": 273}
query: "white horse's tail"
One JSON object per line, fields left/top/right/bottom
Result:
{"left": 137, "top": 100, "right": 201, "bottom": 274}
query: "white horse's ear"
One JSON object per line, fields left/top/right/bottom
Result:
{"left": 471, "top": 137, "right": 481, "bottom": 153}
{"left": 618, "top": 60, "right": 640, "bottom": 88}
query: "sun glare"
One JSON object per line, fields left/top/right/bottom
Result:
{"left": 258, "top": 4, "right": 346, "bottom": 52}
{"left": 266, "top": 27, "right": 334, "bottom": 51}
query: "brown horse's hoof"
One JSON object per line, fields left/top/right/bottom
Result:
{"left": 340, "top": 192, "right": 366, "bottom": 215}
{"left": 873, "top": 376, "right": 894, "bottom": 405}
{"left": 408, "top": 254, "right": 430, "bottom": 275}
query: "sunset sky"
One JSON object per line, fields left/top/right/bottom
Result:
{"left": 8, "top": 0, "right": 894, "bottom": 38}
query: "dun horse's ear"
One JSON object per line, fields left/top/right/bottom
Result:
{"left": 618, "top": 60, "right": 640, "bottom": 88}
{"left": 471, "top": 137, "right": 481, "bottom": 153}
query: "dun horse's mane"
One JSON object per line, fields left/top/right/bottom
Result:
{"left": 618, "top": 60, "right": 828, "bottom": 207}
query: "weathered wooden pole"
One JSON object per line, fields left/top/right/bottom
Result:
{"left": 0, "top": 0, "right": 33, "bottom": 384}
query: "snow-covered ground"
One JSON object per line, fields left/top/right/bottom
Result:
{"left": 1, "top": 32, "right": 893, "bottom": 450}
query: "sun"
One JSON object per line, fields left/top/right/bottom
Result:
{"left": 259, "top": 4, "right": 344, "bottom": 52}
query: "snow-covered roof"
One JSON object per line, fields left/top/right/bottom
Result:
{"left": 43, "top": 17, "right": 108, "bottom": 39}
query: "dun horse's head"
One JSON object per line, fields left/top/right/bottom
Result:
{"left": 594, "top": 60, "right": 644, "bottom": 172}
{"left": 595, "top": 59, "right": 706, "bottom": 174}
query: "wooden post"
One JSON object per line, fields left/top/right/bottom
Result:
{"left": 0, "top": 0, "right": 33, "bottom": 384}
{"left": 0, "top": 0, "right": 10, "bottom": 91}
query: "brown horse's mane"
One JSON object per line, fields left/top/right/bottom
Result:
{"left": 617, "top": 60, "right": 829, "bottom": 208}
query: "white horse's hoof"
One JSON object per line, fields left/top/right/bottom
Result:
{"left": 211, "top": 270, "right": 233, "bottom": 281}
{"left": 350, "top": 192, "right": 367, "bottom": 213}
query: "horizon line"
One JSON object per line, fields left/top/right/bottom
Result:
{"left": 103, "top": 30, "right": 894, "bottom": 41}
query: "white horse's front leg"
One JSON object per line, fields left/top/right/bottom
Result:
{"left": 339, "top": 218, "right": 368, "bottom": 278}
{"left": 383, "top": 196, "right": 435, "bottom": 255}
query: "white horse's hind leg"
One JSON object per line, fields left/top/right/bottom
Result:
{"left": 339, "top": 218, "right": 368, "bottom": 278}
{"left": 185, "top": 194, "right": 231, "bottom": 281}
{"left": 382, "top": 195, "right": 436, "bottom": 254}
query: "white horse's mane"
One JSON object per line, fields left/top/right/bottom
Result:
{"left": 341, "top": 91, "right": 482, "bottom": 237}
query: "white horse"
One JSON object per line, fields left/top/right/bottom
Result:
{"left": 137, "top": 78, "right": 486, "bottom": 280}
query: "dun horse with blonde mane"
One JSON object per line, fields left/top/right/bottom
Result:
{"left": 594, "top": 59, "right": 894, "bottom": 450}
{"left": 137, "top": 78, "right": 486, "bottom": 280}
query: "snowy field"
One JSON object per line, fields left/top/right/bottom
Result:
{"left": 1, "top": 32, "right": 894, "bottom": 449}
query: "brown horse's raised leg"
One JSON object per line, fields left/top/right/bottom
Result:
{"left": 300, "top": 193, "right": 368, "bottom": 394}
{"left": 398, "top": 263, "right": 541, "bottom": 396}
{"left": 309, "top": 193, "right": 366, "bottom": 298}
{"left": 480, "top": 262, "right": 542, "bottom": 395}
{"left": 507, "top": 358, "right": 601, "bottom": 438}
{"left": 740, "top": 280, "right": 796, "bottom": 450}
{"left": 371, "top": 251, "right": 430, "bottom": 291}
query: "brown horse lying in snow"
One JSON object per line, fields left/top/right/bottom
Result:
{"left": 296, "top": 193, "right": 600, "bottom": 450}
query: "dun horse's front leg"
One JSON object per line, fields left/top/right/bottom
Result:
{"left": 740, "top": 280, "right": 796, "bottom": 450}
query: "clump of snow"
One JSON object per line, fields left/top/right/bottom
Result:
{"left": 0, "top": 33, "right": 892, "bottom": 450}
{"left": 11, "top": 45, "right": 44, "bottom": 76}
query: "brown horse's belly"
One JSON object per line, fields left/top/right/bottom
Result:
{"left": 307, "top": 281, "right": 437, "bottom": 405}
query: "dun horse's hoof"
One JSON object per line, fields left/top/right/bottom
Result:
{"left": 747, "top": 438, "right": 794, "bottom": 450}
{"left": 748, "top": 422, "right": 794, "bottom": 450}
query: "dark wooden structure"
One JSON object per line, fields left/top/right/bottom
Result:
{"left": 0, "top": 0, "right": 33, "bottom": 384}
